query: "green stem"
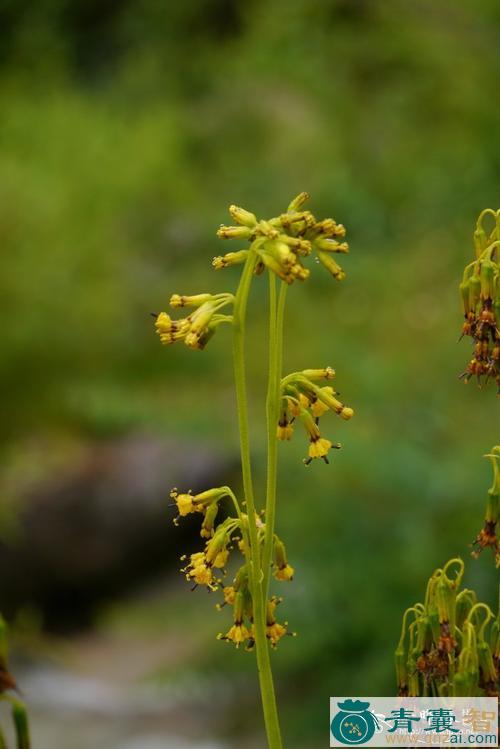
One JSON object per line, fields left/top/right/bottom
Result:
{"left": 263, "top": 278, "right": 287, "bottom": 598}
{"left": 232, "top": 252, "right": 283, "bottom": 749}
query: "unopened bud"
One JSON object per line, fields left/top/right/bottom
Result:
{"left": 228, "top": 205, "right": 257, "bottom": 227}
{"left": 287, "top": 192, "right": 310, "bottom": 213}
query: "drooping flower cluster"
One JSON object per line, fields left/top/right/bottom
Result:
{"left": 154, "top": 293, "right": 234, "bottom": 350}
{"left": 276, "top": 367, "right": 354, "bottom": 465}
{"left": 459, "top": 209, "right": 500, "bottom": 391}
{"left": 213, "top": 193, "right": 349, "bottom": 284}
{"left": 471, "top": 447, "right": 499, "bottom": 568}
{"left": 173, "top": 485, "right": 294, "bottom": 649}
{"left": 153, "top": 194, "right": 350, "bottom": 354}
{"left": 395, "top": 559, "right": 499, "bottom": 697}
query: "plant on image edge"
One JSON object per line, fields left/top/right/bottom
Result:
{"left": 395, "top": 559, "right": 499, "bottom": 697}
{"left": 395, "top": 211, "right": 500, "bottom": 699}
{"left": 0, "top": 615, "right": 30, "bottom": 748}
{"left": 152, "top": 193, "right": 354, "bottom": 749}
{"left": 458, "top": 208, "right": 500, "bottom": 391}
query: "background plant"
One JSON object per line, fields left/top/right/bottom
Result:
{"left": 471, "top": 447, "right": 499, "bottom": 567}
{"left": 395, "top": 205, "right": 500, "bottom": 697}
{"left": 0, "top": 616, "right": 30, "bottom": 749}
{"left": 154, "top": 194, "right": 354, "bottom": 748}
{"left": 395, "top": 558, "right": 498, "bottom": 697}
{"left": 458, "top": 209, "right": 499, "bottom": 390}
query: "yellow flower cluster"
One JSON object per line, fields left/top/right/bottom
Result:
{"left": 180, "top": 516, "right": 237, "bottom": 591}
{"left": 277, "top": 368, "right": 354, "bottom": 464}
{"left": 213, "top": 193, "right": 349, "bottom": 284}
{"left": 154, "top": 292, "right": 234, "bottom": 350}
{"left": 217, "top": 567, "right": 292, "bottom": 650}
{"left": 173, "top": 484, "right": 295, "bottom": 649}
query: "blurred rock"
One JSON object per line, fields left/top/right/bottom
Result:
{"left": 0, "top": 433, "right": 234, "bottom": 630}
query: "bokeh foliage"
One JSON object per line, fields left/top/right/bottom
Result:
{"left": 1, "top": 1, "right": 499, "bottom": 746}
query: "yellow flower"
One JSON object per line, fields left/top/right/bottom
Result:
{"left": 172, "top": 491, "right": 194, "bottom": 517}
{"left": 219, "top": 623, "right": 251, "bottom": 648}
{"left": 266, "top": 622, "right": 288, "bottom": 648}
{"left": 213, "top": 549, "right": 229, "bottom": 569}
{"left": 190, "top": 564, "right": 213, "bottom": 587}
{"left": 276, "top": 423, "right": 294, "bottom": 440}
{"left": 222, "top": 586, "right": 236, "bottom": 606}
{"left": 277, "top": 415, "right": 294, "bottom": 441}
{"left": 155, "top": 311, "right": 173, "bottom": 333}
{"left": 181, "top": 551, "right": 217, "bottom": 589}
{"left": 274, "top": 564, "right": 295, "bottom": 581}
{"left": 154, "top": 312, "right": 191, "bottom": 345}
{"left": 189, "top": 552, "right": 205, "bottom": 566}
{"left": 308, "top": 436, "right": 332, "bottom": 461}
{"left": 311, "top": 398, "right": 329, "bottom": 418}
{"left": 288, "top": 393, "right": 310, "bottom": 417}
{"left": 237, "top": 537, "right": 247, "bottom": 554}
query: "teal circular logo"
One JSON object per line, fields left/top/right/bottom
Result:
{"left": 331, "top": 700, "right": 379, "bottom": 745}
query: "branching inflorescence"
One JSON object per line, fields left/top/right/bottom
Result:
{"left": 458, "top": 209, "right": 500, "bottom": 391}
{"left": 153, "top": 193, "right": 354, "bottom": 749}
{"left": 395, "top": 560, "right": 499, "bottom": 698}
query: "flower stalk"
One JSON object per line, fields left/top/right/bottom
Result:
{"left": 154, "top": 194, "right": 354, "bottom": 748}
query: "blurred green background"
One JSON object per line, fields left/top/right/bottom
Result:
{"left": 0, "top": 1, "right": 499, "bottom": 747}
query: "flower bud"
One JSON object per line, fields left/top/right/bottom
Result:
{"left": 273, "top": 537, "right": 294, "bottom": 581}
{"left": 435, "top": 576, "right": 456, "bottom": 626}
{"left": 480, "top": 259, "right": 495, "bottom": 300}
{"left": 316, "top": 251, "right": 346, "bottom": 280}
{"left": 200, "top": 502, "right": 219, "bottom": 539}
{"left": 314, "top": 218, "right": 346, "bottom": 238}
{"left": 212, "top": 250, "right": 249, "bottom": 270}
{"left": 170, "top": 293, "right": 213, "bottom": 308}
{"left": 473, "top": 226, "right": 487, "bottom": 256}
{"left": 459, "top": 279, "right": 471, "bottom": 315}
{"left": 228, "top": 205, "right": 257, "bottom": 227}
{"left": 287, "top": 192, "right": 310, "bottom": 212}
{"left": 455, "top": 589, "right": 477, "bottom": 629}
{"left": 217, "top": 225, "right": 253, "bottom": 240}
{"left": 469, "top": 274, "right": 481, "bottom": 310}
{"left": 301, "top": 367, "right": 335, "bottom": 381}
{"left": 315, "top": 237, "right": 349, "bottom": 253}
